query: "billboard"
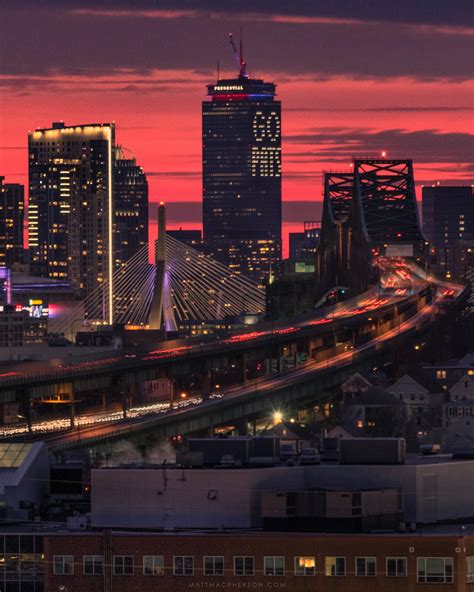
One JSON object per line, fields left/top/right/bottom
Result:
{"left": 295, "top": 262, "right": 316, "bottom": 273}
{"left": 385, "top": 244, "right": 414, "bottom": 257}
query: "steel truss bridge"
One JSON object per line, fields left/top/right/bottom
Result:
{"left": 316, "top": 159, "right": 428, "bottom": 299}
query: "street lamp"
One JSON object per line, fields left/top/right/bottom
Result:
{"left": 273, "top": 410, "right": 283, "bottom": 424}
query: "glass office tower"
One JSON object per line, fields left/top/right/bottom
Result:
{"left": 0, "top": 177, "right": 24, "bottom": 268}
{"left": 113, "top": 151, "right": 148, "bottom": 269}
{"left": 28, "top": 122, "right": 115, "bottom": 321}
{"left": 202, "top": 75, "right": 282, "bottom": 284}
{"left": 422, "top": 185, "right": 474, "bottom": 275}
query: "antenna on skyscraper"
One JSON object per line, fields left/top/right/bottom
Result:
{"left": 240, "top": 26, "right": 244, "bottom": 71}
{"left": 229, "top": 32, "right": 248, "bottom": 79}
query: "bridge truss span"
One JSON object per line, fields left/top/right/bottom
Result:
{"left": 316, "top": 158, "right": 429, "bottom": 300}
{"left": 316, "top": 171, "right": 354, "bottom": 298}
{"left": 353, "top": 159, "right": 427, "bottom": 259}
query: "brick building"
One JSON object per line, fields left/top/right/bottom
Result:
{"left": 45, "top": 529, "right": 474, "bottom": 591}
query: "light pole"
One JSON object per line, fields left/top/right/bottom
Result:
{"left": 329, "top": 289, "right": 337, "bottom": 368}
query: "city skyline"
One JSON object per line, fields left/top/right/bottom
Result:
{"left": 0, "top": 1, "right": 472, "bottom": 245}
{"left": 0, "top": 5, "right": 473, "bottom": 588}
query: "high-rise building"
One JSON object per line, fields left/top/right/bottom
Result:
{"left": 166, "top": 229, "right": 202, "bottom": 250}
{"left": 422, "top": 185, "right": 474, "bottom": 276}
{"left": 289, "top": 221, "right": 321, "bottom": 260}
{"left": 28, "top": 122, "right": 115, "bottom": 322}
{"left": 202, "top": 42, "right": 281, "bottom": 284}
{"left": 113, "top": 149, "right": 148, "bottom": 268}
{"left": 0, "top": 177, "right": 24, "bottom": 268}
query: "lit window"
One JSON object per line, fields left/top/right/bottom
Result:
{"left": 295, "top": 556, "right": 315, "bottom": 576}
{"left": 325, "top": 556, "right": 346, "bottom": 576}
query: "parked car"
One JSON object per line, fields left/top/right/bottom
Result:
{"left": 299, "top": 448, "right": 321, "bottom": 465}
{"left": 279, "top": 444, "right": 297, "bottom": 461}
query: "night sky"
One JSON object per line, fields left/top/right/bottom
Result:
{"left": 0, "top": 1, "right": 473, "bottom": 253}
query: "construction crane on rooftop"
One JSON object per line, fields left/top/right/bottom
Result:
{"left": 229, "top": 32, "right": 248, "bottom": 79}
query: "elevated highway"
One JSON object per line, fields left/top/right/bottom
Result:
{"left": 0, "top": 283, "right": 436, "bottom": 397}
{"left": 42, "top": 280, "right": 464, "bottom": 451}
{"left": 1, "top": 268, "right": 467, "bottom": 450}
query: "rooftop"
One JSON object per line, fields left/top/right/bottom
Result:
{"left": 0, "top": 442, "right": 47, "bottom": 496}
{"left": 423, "top": 352, "right": 474, "bottom": 369}
{"left": 0, "top": 443, "right": 32, "bottom": 469}
{"left": 11, "top": 272, "right": 71, "bottom": 288}
{"left": 99, "top": 452, "right": 474, "bottom": 471}
{"left": 207, "top": 77, "right": 276, "bottom": 99}
{"left": 346, "top": 385, "right": 404, "bottom": 406}
{"left": 42, "top": 523, "right": 474, "bottom": 538}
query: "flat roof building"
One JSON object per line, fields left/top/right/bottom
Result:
{"left": 113, "top": 150, "right": 148, "bottom": 269}
{"left": 422, "top": 185, "right": 474, "bottom": 277}
{"left": 91, "top": 453, "right": 474, "bottom": 530}
{"left": 44, "top": 527, "right": 474, "bottom": 591}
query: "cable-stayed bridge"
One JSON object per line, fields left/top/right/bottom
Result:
{"left": 49, "top": 234, "right": 265, "bottom": 339}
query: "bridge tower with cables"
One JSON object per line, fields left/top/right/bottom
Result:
{"left": 148, "top": 202, "right": 175, "bottom": 331}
